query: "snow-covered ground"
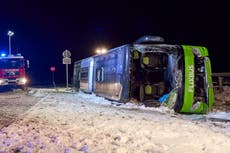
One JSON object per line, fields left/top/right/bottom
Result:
{"left": 0, "top": 87, "right": 230, "bottom": 153}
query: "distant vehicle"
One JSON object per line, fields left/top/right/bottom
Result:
{"left": 73, "top": 35, "right": 214, "bottom": 114}
{"left": 0, "top": 53, "right": 29, "bottom": 90}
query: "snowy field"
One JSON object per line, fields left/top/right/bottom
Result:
{"left": 0, "top": 87, "right": 230, "bottom": 153}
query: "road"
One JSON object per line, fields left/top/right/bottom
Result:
{"left": 0, "top": 89, "right": 39, "bottom": 129}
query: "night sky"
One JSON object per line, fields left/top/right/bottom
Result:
{"left": 0, "top": 0, "right": 229, "bottom": 85}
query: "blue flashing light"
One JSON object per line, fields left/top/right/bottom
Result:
{"left": 1, "top": 53, "right": 7, "bottom": 57}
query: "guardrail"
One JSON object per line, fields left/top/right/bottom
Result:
{"left": 212, "top": 72, "right": 230, "bottom": 92}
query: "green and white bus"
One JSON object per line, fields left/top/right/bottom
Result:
{"left": 73, "top": 36, "right": 214, "bottom": 114}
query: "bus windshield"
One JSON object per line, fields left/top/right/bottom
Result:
{"left": 0, "top": 58, "right": 24, "bottom": 69}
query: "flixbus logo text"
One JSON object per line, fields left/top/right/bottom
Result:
{"left": 187, "top": 65, "right": 194, "bottom": 93}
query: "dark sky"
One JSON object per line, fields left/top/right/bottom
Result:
{"left": 0, "top": 0, "right": 229, "bottom": 85}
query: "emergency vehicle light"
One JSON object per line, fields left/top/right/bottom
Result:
{"left": 1, "top": 53, "right": 6, "bottom": 57}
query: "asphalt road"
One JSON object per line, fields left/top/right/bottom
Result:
{"left": 0, "top": 89, "right": 39, "bottom": 129}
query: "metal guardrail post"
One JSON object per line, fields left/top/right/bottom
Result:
{"left": 218, "top": 76, "right": 224, "bottom": 92}
{"left": 212, "top": 72, "right": 230, "bottom": 92}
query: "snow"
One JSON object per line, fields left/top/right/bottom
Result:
{"left": 207, "top": 111, "right": 230, "bottom": 121}
{"left": 0, "top": 87, "right": 230, "bottom": 153}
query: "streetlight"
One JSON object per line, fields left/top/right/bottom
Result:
{"left": 7, "top": 30, "right": 14, "bottom": 55}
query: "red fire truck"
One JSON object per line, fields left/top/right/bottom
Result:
{"left": 0, "top": 53, "right": 29, "bottom": 90}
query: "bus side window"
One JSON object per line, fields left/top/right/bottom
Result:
{"left": 96, "top": 68, "right": 101, "bottom": 81}
{"left": 96, "top": 67, "right": 104, "bottom": 82}
{"left": 78, "top": 72, "right": 81, "bottom": 81}
{"left": 101, "top": 67, "right": 104, "bottom": 81}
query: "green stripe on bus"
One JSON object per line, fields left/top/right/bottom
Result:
{"left": 181, "top": 45, "right": 195, "bottom": 113}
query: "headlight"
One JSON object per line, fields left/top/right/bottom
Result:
{"left": 21, "top": 78, "right": 27, "bottom": 84}
{"left": 0, "top": 79, "right": 3, "bottom": 84}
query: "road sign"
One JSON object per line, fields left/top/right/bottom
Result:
{"left": 50, "top": 66, "right": 55, "bottom": 72}
{"left": 62, "top": 49, "right": 71, "bottom": 58}
{"left": 62, "top": 50, "right": 71, "bottom": 89}
{"left": 63, "top": 57, "right": 71, "bottom": 64}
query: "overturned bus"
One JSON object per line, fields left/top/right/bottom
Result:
{"left": 73, "top": 36, "right": 214, "bottom": 114}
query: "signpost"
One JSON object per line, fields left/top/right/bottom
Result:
{"left": 62, "top": 49, "right": 71, "bottom": 88}
{"left": 50, "top": 66, "right": 56, "bottom": 88}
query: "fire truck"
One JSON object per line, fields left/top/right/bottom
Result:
{"left": 0, "top": 53, "right": 29, "bottom": 90}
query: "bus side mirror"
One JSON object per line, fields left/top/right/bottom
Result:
{"left": 26, "top": 60, "right": 30, "bottom": 68}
